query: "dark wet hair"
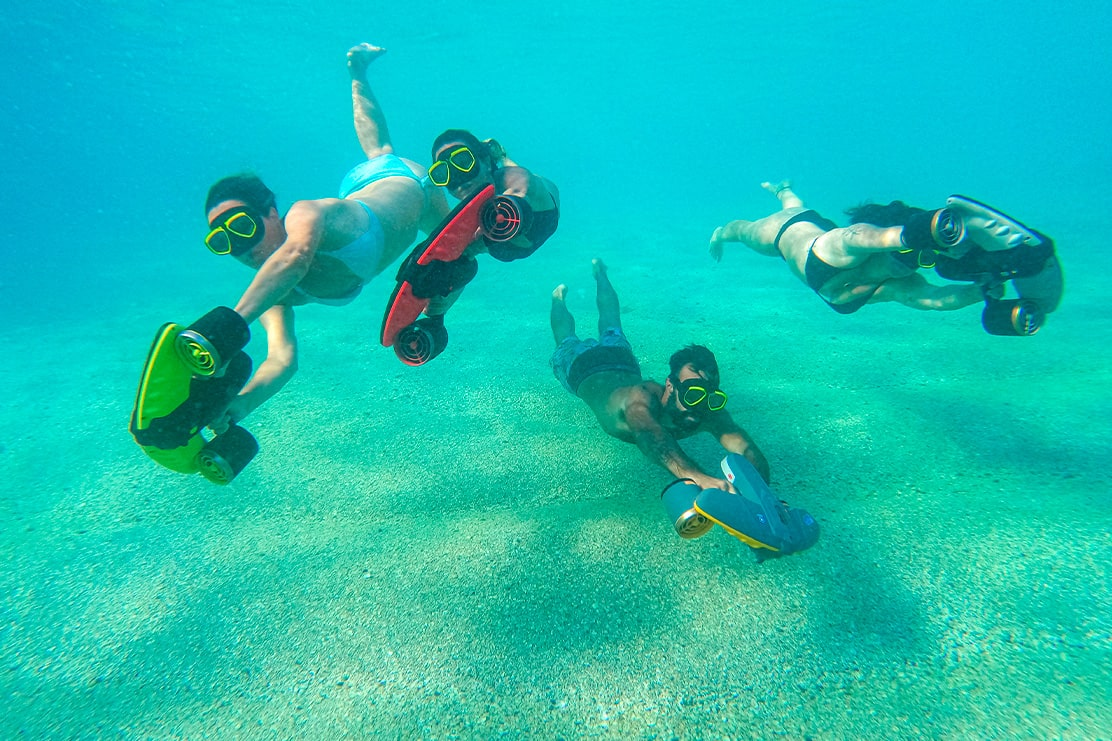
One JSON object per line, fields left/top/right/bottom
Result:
{"left": 669, "top": 344, "right": 720, "bottom": 387}
{"left": 844, "top": 200, "right": 927, "bottom": 228}
{"left": 205, "top": 174, "right": 277, "bottom": 216}
{"left": 431, "top": 129, "right": 496, "bottom": 168}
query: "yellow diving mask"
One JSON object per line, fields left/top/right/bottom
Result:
{"left": 673, "top": 376, "right": 728, "bottom": 412}
{"left": 205, "top": 208, "right": 263, "bottom": 256}
{"left": 428, "top": 146, "right": 479, "bottom": 187}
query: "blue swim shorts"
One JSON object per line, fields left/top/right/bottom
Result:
{"left": 551, "top": 327, "right": 641, "bottom": 394}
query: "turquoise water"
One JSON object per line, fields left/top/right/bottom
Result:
{"left": 2, "top": 1, "right": 1110, "bottom": 737}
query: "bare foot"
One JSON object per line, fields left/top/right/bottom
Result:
{"left": 761, "top": 180, "right": 803, "bottom": 209}
{"left": 591, "top": 258, "right": 607, "bottom": 279}
{"left": 347, "top": 43, "right": 386, "bottom": 80}
{"left": 709, "top": 227, "right": 726, "bottom": 262}
{"left": 553, "top": 284, "right": 568, "bottom": 301}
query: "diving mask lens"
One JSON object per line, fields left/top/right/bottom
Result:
{"left": 205, "top": 228, "right": 233, "bottom": 255}
{"left": 448, "top": 146, "right": 476, "bottom": 172}
{"left": 681, "top": 385, "right": 708, "bottom": 407}
{"left": 427, "top": 160, "right": 451, "bottom": 187}
{"left": 224, "top": 211, "right": 257, "bottom": 238}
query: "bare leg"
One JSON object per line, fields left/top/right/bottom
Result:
{"left": 709, "top": 180, "right": 807, "bottom": 261}
{"left": 348, "top": 43, "right": 394, "bottom": 159}
{"left": 551, "top": 284, "right": 575, "bottom": 344}
{"left": 709, "top": 217, "right": 789, "bottom": 261}
{"left": 814, "top": 223, "right": 906, "bottom": 260}
{"left": 593, "top": 259, "right": 621, "bottom": 334}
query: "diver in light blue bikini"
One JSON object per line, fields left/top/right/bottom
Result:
{"left": 202, "top": 43, "right": 446, "bottom": 431}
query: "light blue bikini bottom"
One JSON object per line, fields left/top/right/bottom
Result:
{"left": 338, "top": 154, "right": 423, "bottom": 198}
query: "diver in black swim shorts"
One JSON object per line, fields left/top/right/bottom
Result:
{"left": 709, "top": 180, "right": 989, "bottom": 315}
{"left": 549, "top": 259, "right": 768, "bottom": 492}
{"left": 418, "top": 129, "right": 561, "bottom": 323}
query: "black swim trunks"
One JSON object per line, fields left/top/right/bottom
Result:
{"left": 551, "top": 328, "right": 641, "bottom": 394}
{"left": 772, "top": 209, "right": 838, "bottom": 257}
{"left": 776, "top": 209, "right": 880, "bottom": 314}
{"left": 804, "top": 249, "right": 881, "bottom": 315}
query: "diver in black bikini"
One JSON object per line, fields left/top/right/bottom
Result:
{"left": 416, "top": 129, "right": 561, "bottom": 325}
{"left": 711, "top": 181, "right": 1060, "bottom": 335}
{"left": 709, "top": 181, "right": 991, "bottom": 316}
{"left": 844, "top": 197, "right": 1062, "bottom": 335}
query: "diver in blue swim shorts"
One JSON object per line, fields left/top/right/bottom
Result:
{"left": 550, "top": 259, "right": 768, "bottom": 491}
{"left": 550, "top": 260, "right": 819, "bottom": 557}
{"left": 202, "top": 43, "right": 445, "bottom": 431}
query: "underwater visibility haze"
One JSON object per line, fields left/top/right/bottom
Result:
{"left": 1, "top": 0, "right": 1110, "bottom": 737}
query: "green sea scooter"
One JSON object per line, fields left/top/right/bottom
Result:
{"left": 129, "top": 306, "right": 258, "bottom": 484}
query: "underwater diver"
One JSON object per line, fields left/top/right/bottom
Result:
{"left": 843, "top": 196, "right": 1063, "bottom": 335}
{"left": 201, "top": 43, "right": 447, "bottom": 432}
{"left": 709, "top": 181, "right": 1053, "bottom": 330}
{"left": 550, "top": 260, "right": 818, "bottom": 558}
{"left": 709, "top": 181, "right": 1061, "bottom": 335}
{"left": 412, "top": 129, "right": 561, "bottom": 335}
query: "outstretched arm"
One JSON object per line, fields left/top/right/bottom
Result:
{"left": 233, "top": 199, "right": 332, "bottom": 324}
{"left": 211, "top": 304, "right": 298, "bottom": 433}
{"left": 704, "top": 410, "right": 770, "bottom": 483}
{"left": 625, "top": 395, "right": 734, "bottom": 491}
{"left": 873, "top": 272, "right": 985, "bottom": 311}
{"left": 822, "top": 223, "right": 907, "bottom": 257}
{"left": 348, "top": 43, "right": 394, "bottom": 159}
{"left": 498, "top": 166, "right": 550, "bottom": 209}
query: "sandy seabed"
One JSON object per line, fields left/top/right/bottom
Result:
{"left": 2, "top": 218, "right": 1109, "bottom": 739}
